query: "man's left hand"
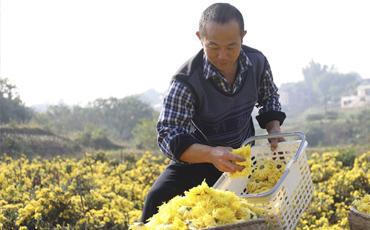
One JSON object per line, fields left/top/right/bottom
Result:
{"left": 265, "top": 120, "right": 285, "bottom": 151}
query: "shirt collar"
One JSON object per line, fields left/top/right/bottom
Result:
{"left": 203, "top": 48, "right": 251, "bottom": 80}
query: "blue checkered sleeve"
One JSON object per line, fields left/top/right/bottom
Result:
{"left": 256, "top": 60, "right": 282, "bottom": 114}
{"left": 157, "top": 81, "right": 195, "bottom": 161}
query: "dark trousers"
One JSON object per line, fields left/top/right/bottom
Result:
{"left": 140, "top": 160, "right": 222, "bottom": 223}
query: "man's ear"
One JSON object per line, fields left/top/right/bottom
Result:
{"left": 196, "top": 31, "right": 201, "bottom": 41}
{"left": 243, "top": 30, "right": 247, "bottom": 38}
{"left": 241, "top": 30, "right": 247, "bottom": 43}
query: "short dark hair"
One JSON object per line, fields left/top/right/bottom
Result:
{"left": 198, "top": 3, "right": 244, "bottom": 38}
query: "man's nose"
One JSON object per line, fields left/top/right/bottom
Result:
{"left": 218, "top": 48, "right": 228, "bottom": 59}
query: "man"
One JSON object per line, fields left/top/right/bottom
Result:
{"left": 140, "top": 3, "right": 286, "bottom": 222}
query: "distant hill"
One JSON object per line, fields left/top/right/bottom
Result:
{"left": 138, "top": 88, "right": 164, "bottom": 111}
{"left": 31, "top": 88, "right": 165, "bottom": 112}
{"left": 0, "top": 127, "right": 124, "bottom": 158}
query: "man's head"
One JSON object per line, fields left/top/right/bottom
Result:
{"left": 196, "top": 3, "right": 247, "bottom": 77}
{"left": 198, "top": 3, "right": 245, "bottom": 40}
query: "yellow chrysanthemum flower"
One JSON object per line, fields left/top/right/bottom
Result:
{"left": 358, "top": 203, "right": 370, "bottom": 215}
{"left": 172, "top": 217, "right": 187, "bottom": 230}
{"left": 185, "top": 219, "right": 202, "bottom": 230}
{"left": 199, "top": 214, "right": 218, "bottom": 228}
{"left": 212, "top": 207, "right": 237, "bottom": 225}
{"left": 177, "top": 206, "right": 194, "bottom": 220}
{"left": 229, "top": 145, "right": 253, "bottom": 178}
{"left": 246, "top": 160, "right": 286, "bottom": 194}
{"left": 363, "top": 194, "right": 370, "bottom": 203}
{"left": 353, "top": 194, "right": 370, "bottom": 214}
{"left": 253, "top": 160, "right": 274, "bottom": 181}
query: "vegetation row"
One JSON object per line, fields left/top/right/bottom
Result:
{"left": 0, "top": 148, "right": 369, "bottom": 229}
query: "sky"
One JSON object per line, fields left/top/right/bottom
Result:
{"left": 1, "top": 0, "right": 370, "bottom": 107}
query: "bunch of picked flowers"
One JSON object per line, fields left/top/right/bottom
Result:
{"left": 129, "top": 181, "right": 263, "bottom": 230}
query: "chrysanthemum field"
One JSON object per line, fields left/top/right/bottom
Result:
{"left": 0, "top": 149, "right": 369, "bottom": 230}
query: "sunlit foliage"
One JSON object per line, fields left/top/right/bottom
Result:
{"left": 0, "top": 150, "right": 370, "bottom": 229}
{"left": 0, "top": 151, "right": 168, "bottom": 229}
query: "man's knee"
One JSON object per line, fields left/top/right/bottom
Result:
{"left": 146, "top": 183, "right": 180, "bottom": 205}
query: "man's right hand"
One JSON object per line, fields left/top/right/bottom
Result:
{"left": 180, "top": 144, "right": 246, "bottom": 173}
{"left": 208, "top": 146, "right": 246, "bottom": 173}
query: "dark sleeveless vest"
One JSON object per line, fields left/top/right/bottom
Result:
{"left": 173, "top": 45, "right": 266, "bottom": 149}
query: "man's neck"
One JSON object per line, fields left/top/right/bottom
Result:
{"left": 220, "top": 61, "right": 238, "bottom": 86}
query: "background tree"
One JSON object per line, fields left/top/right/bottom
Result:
{"left": 299, "top": 60, "right": 361, "bottom": 108}
{"left": 89, "top": 96, "right": 155, "bottom": 140}
{"left": 32, "top": 95, "right": 155, "bottom": 142}
{"left": 0, "top": 77, "right": 34, "bottom": 124}
{"left": 132, "top": 112, "right": 160, "bottom": 151}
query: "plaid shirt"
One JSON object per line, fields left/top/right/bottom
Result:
{"left": 157, "top": 48, "right": 282, "bottom": 162}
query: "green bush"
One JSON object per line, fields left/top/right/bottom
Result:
{"left": 306, "top": 113, "right": 325, "bottom": 122}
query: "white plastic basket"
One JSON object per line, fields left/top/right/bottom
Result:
{"left": 213, "top": 132, "right": 314, "bottom": 230}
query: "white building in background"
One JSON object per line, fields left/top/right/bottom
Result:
{"left": 341, "top": 84, "right": 370, "bottom": 108}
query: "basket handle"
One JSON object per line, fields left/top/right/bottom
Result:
{"left": 240, "top": 131, "right": 306, "bottom": 162}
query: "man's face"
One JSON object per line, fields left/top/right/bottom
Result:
{"left": 197, "top": 20, "right": 246, "bottom": 75}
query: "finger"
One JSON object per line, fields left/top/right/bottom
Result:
{"left": 221, "top": 150, "right": 245, "bottom": 162}
{"left": 270, "top": 138, "right": 278, "bottom": 151}
{"left": 279, "top": 137, "right": 286, "bottom": 142}
{"left": 228, "top": 153, "right": 246, "bottom": 162}
{"left": 226, "top": 162, "right": 245, "bottom": 173}
{"left": 220, "top": 156, "right": 245, "bottom": 172}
